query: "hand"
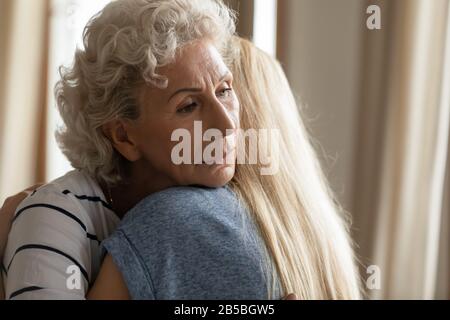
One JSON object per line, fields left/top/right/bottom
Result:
{"left": 283, "top": 293, "right": 298, "bottom": 300}
{"left": 0, "top": 184, "right": 43, "bottom": 260}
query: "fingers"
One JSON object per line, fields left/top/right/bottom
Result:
{"left": 283, "top": 293, "right": 298, "bottom": 300}
{"left": 2, "top": 193, "right": 28, "bottom": 212}
{"left": 2, "top": 184, "right": 43, "bottom": 206}
{"left": 1, "top": 184, "right": 43, "bottom": 218}
{"left": 24, "top": 184, "right": 44, "bottom": 192}
{"left": 0, "top": 184, "right": 43, "bottom": 260}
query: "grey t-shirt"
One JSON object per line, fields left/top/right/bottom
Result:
{"left": 102, "top": 185, "right": 281, "bottom": 300}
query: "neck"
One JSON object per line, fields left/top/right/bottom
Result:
{"left": 101, "top": 163, "right": 176, "bottom": 219}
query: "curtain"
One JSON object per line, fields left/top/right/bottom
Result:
{"left": 355, "top": 0, "right": 450, "bottom": 299}
{"left": 0, "top": 0, "right": 49, "bottom": 203}
{"left": 276, "top": 0, "right": 450, "bottom": 299}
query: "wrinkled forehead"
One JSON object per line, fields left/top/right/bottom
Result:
{"left": 159, "top": 40, "right": 230, "bottom": 88}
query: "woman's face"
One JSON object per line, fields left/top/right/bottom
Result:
{"left": 114, "top": 40, "right": 240, "bottom": 189}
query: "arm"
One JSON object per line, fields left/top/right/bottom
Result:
{"left": 0, "top": 185, "right": 42, "bottom": 300}
{"left": 0, "top": 183, "right": 130, "bottom": 300}
{"left": 86, "top": 254, "right": 130, "bottom": 300}
{"left": 3, "top": 189, "right": 92, "bottom": 299}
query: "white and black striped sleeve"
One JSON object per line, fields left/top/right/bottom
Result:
{"left": 2, "top": 190, "right": 95, "bottom": 300}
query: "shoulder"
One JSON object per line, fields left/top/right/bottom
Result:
{"left": 3, "top": 171, "right": 105, "bottom": 298}
{"left": 20, "top": 170, "right": 95, "bottom": 205}
{"left": 17, "top": 169, "right": 117, "bottom": 225}
{"left": 103, "top": 186, "right": 268, "bottom": 300}
{"left": 15, "top": 170, "right": 91, "bottom": 220}
{"left": 9, "top": 170, "right": 118, "bottom": 248}
{"left": 26, "top": 170, "right": 108, "bottom": 206}
{"left": 114, "top": 185, "right": 249, "bottom": 248}
{"left": 141, "top": 185, "right": 237, "bottom": 208}
{"left": 120, "top": 185, "right": 240, "bottom": 228}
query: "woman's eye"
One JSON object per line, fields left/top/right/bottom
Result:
{"left": 177, "top": 103, "right": 198, "bottom": 114}
{"left": 217, "top": 88, "right": 233, "bottom": 98}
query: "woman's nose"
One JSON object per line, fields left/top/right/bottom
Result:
{"left": 204, "top": 97, "right": 238, "bottom": 137}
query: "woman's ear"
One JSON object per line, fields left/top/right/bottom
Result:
{"left": 102, "top": 119, "right": 141, "bottom": 162}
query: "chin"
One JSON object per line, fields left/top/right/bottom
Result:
{"left": 196, "top": 166, "right": 235, "bottom": 188}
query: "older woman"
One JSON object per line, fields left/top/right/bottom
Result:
{"left": 1, "top": 0, "right": 361, "bottom": 300}
{"left": 84, "top": 36, "right": 363, "bottom": 300}
{"left": 2, "top": 0, "right": 247, "bottom": 299}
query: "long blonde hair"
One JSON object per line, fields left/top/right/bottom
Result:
{"left": 228, "top": 37, "right": 362, "bottom": 299}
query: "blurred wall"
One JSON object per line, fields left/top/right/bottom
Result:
{"left": 0, "top": 0, "right": 14, "bottom": 170}
{"left": 224, "top": 0, "right": 254, "bottom": 40}
{"left": 278, "top": 0, "right": 365, "bottom": 212}
{"left": 0, "top": 0, "right": 49, "bottom": 203}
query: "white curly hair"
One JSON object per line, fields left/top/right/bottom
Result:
{"left": 55, "top": 0, "right": 236, "bottom": 185}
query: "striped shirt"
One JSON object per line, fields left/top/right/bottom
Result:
{"left": 1, "top": 170, "right": 120, "bottom": 300}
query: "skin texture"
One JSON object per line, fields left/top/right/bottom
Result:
{"left": 103, "top": 40, "right": 240, "bottom": 218}
{"left": 86, "top": 254, "right": 130, "bottom": 300}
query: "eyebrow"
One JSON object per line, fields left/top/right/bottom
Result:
{"left": 168, "top": 72, "right": 232, "bottom": 102}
